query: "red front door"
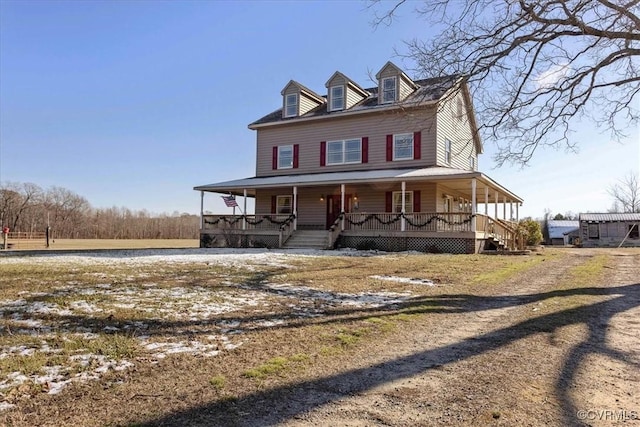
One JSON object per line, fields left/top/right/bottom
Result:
{"left": 326, "top": 195, "right": 351, "bottom": 229}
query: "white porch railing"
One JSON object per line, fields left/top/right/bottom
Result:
{"left": 202, "top": 214, "right": 294, "bottom": 231}
{"left": 343, "top": 212, "right": 474, "bottom": 232}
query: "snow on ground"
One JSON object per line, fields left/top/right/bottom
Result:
{"left": 370, "top": 275, "right": 435, "bottom": 286}
{"left": 0, "top": 248, "right": 418, "bottom": 408}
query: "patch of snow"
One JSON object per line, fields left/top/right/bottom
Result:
{"left": 0, "top": 402, "right": 16, "bottom": 411}
{"left": 370, "top": 275, "right": 435, "bottom": 286}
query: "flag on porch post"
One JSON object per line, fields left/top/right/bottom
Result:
{"left": 221, "top": 195, "right": 238, "bottom": 208}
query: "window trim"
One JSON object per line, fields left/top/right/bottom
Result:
{"left": 326, "top": 138, "right": 362, "bottom": 165}
{"left": 284, "top": 93, "right": 298, "bottom": 118}
{"left": 393, "top": 133, "right": 414, "bottom": 161}
{"left": 469, "top": 156, "right": 475, "bottom": 170}
{"left": 392, "top": 191, "right": 413, "bottom": 213}
{"left": 445, "top": 139, "right": 452, "bottom": 164}
{"left": 276, "top": 195, "right": 292, "bottom": 215}
{"left": 382, "top": 76, "right": 397, "bottom": 104}
{"left": 278, "top": 145, "right": 293, "bottom": 169}
{"left": 329, "top": 85, "right": 345, "bottom": 111}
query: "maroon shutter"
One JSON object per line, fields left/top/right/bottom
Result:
{"left": 386, "top": 135, "right": 393, "bottom": 161}
{"left": 272, "top": 147, "right": 278, "bottom": 170}
{"left": 293, "top": 144, "right": 299, "bottom": 168}
{"left": 320, "top": 141, "right": 326, "bottom": 166}
{"left": 271, "top": 195, "right": 276, "bottom": 214}
{"left": 385, "top": 192, "right": 392, "bottom": 212}
{"left": 413, "top": 190, "right": 421, "bottom": 213}
{"left": 362, "top": 137, "right": 368, "bottom": 163}
{"left": 413, "top": 131, "right": 421, "bottom": 160}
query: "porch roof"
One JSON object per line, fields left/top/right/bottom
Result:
{"left": 194, "top": 167, "right": 523, "bottom": 203}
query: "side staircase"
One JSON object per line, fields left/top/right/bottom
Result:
{"left": 283, "top": 230, "right": 330, "bottom": 250}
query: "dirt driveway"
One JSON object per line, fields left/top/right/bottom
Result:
{"left": 148, "top": 248, "right": 640, "bottom": 426}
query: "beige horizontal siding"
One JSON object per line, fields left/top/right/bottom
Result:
{"left": 256, "top": 108, "right": 438, "bottom": 176}
{"left": 436, "top": 90, "right": 477, "bottom": 169}
{"left": 346, "top": 87, "right": 364, "bottom": 109}
{"left": 256, "top": 183, "right": 438, "bottom": 228}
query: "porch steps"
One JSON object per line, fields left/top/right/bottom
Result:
{"left": 283, "top": 230, "right": 330, "bottom": 250}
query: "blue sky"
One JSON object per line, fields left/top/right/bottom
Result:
{"left": 1, "top": 0, "right": 638, "bottom": 219}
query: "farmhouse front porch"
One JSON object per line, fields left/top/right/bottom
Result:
{"left": 194, "top": 167, "right": 525, "bottom": 254}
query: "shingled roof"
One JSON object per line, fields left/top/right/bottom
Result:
{"left": 249, "top": 75, "right": 461, "bottom": 128}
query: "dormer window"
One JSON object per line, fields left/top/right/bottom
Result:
{"left": 330, "top": 85, "right": 344, "bottom": 111}
{"left": 285, "top": 93, "right": 298, "bottom": 118}
{"left": 382, "top": 76, "right": 397, "bottom": 103}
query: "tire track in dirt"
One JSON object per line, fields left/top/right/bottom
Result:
{"left": 275, "top": 252, "right": 601, "bottom": 426}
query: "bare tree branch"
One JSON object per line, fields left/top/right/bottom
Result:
{"left": 368, "top": 0, "right": 640, "bottom": 165}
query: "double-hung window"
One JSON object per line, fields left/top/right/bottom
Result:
{"left": 445, "top": 139, "right": 452, "bottom": 164}
{"left": 330, "top": 86, "right": 344, "bottom": 111}
{"left": 469, "top": 156, "right": 475, "bottom": 170}
{"left": 285, "top": 93, "right": 298, "bottom": 118}
{"left": 392, "top": 191, "right": 413, "bottom": 213}
{"left": 276, "top": 195, "right": 292, "bottom": 215}
{"left": 278, "top": 145, "right": 293, "bottom": 169}
{"left": 394, "top": 133, "right": 413, "bottom": 160}
{"left": 327, "top": 138, "right": 361, "bottom": 165}
{"left": 382, "top": 76, "right": 396, "bottom": 103}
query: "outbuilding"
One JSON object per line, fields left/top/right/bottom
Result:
{"left": 579, "top": 213, "right": 640, "bottom": 247}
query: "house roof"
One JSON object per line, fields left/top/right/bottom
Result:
{"left": 547, "top": 220, "right": 579, "bottom": 239}
{"left": 580, "top": 213, "right": 640, "bottom": 222}
{"left": 249, "top": 75, "right": 459, "bottom": 128}
{"left": 194, "top": 166, "right": 523, "bottom": 203}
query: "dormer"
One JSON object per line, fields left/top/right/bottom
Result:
{"left": 325, "top": 71, "right": 369, "bottom": 112}
{"left": 280, "top": 80, "right": 324, "bottom": 119}
{"left": 375, "top": 61, "right": 419, "bottom": 105}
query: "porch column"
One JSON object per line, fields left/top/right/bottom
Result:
{"left": 341, "top": 184, "right": 345, "bottom": 231}
{"left": 510, "top": 202, "right": 513, "bottom": 221}
{"left": 495, "top": 191, "right": 499, "bottom": 219}
{"left": 293, "top": 186, "right": 298, "bottom": 230}
{"left": 516, "top": 202, "right": 520, "bottom": 222}
{"left": 471, "top": 179, "right": 477, "bottom": 232}
{"left": 484, "top": 186, "right": 489, "bottom": 215}
{"left": 200, "top": 191, "right": 204, "bottom": 230}
{"left": 401, "top": 181, "right": 406, "bottom": 232}
{"left": 243, "top": 189, "right": 247, "bottom": 230}
{"left": 503, "top": 196, "right": 507, "bottom": 219}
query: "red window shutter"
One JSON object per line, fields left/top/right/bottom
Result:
{"left": 320, "top": 141, "right": 326, "bottom": 166}
{"left": 362, "top": 137, "right": 368, "bottom": 163}
{"left": 385, "top": 191, "right": 392, "bottom": 212}
{"left": 386, "top": 135, "right": 393, "bottom": 161}
{"left": 413, "top": 131, "right": 421, "bottom": 160}
{"left": 293, "top": 144, "right": 299, "bottom": 168}
{"left": 272, "top": 147, "right": 278, "bottom": 170}
{"left": 413, "top": 190, "right": 421, "bottom": 212}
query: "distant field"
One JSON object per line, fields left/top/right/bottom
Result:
{"left": 41, "top": 239, "right": 199, "bottom": 250}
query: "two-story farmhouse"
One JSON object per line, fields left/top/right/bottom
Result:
{"left": 195, "top": 62, "right": 524, "bottom": 253}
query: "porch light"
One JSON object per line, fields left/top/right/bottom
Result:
{"left": 320, "top": 195, "right": 325, "bottom": 202}
{"left": 354, "top": 194, "right": 358, "bottom": 201}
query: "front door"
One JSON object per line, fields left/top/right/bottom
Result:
{"left": 326, "top": 195, "right": 351, "bottom": 229}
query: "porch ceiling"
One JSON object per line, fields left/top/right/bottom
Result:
{"left": 194, "top": 167, "right": 523, "bottom": 203}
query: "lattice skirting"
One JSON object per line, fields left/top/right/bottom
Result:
{"left": 337, "top": 235, "right": 476, "bottom": 254}
{"left": 200, "top": 233, "right": 279, "bottom": 249}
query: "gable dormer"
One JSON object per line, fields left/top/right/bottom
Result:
{"left": 325, "top": 71, "right": 369, "bottom": 112}
{"left": 375, "top": 61, "right": 419, "bottom": 105}
{"left": 280, "top": 80, "right": 324, "bottom": 119}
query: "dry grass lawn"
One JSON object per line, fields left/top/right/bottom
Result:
{"left": 0, "top": 247, "right": 637, "bottom": 426}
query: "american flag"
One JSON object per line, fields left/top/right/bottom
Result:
{"left": 222, "top": 195, "right": 238, "bottom": 208}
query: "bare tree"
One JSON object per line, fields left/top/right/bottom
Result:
{"left": 608, "top": 172, "right": 640, "bottom": 212}
{"left": 369, "top": 0, "right": 640, "bottom": 165}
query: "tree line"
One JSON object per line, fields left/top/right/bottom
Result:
{"left": 0, "top": 182, "right": 199, "bottom": 239}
